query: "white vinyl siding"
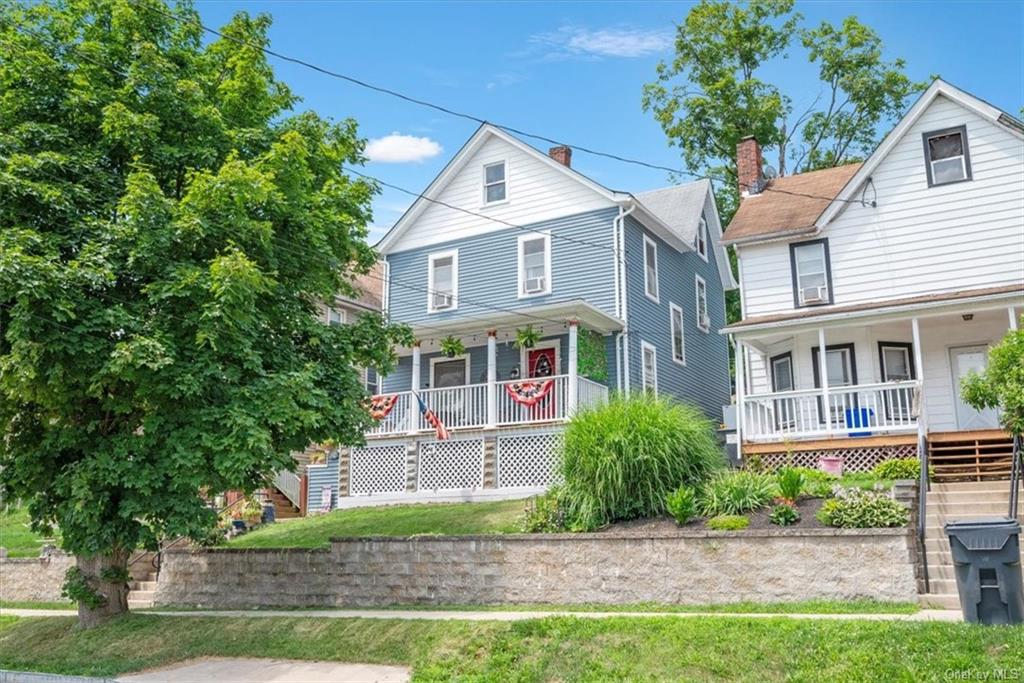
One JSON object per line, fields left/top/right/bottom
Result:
{"left": 695, "top": 275, "right": 709, "bottom": 332}
{"left": 643, "top": 234, "right": 659, "bottom": 302}
{"left": 483, "top": 161, "right": 507, "bottom": 204}
{"left": 737, "top": 95, "right": 1024, "bottom": 318}
{"left": 517, "top": 232, "right": 551, "bottom": 297}
{"left": 792, "top": 241, "right": 830, "bottom": 306}
{"left": 427, "top": 250, "right": 458, "bottom": 312}
{"left": 390, "top": 136, "right": 615, "bottom": 252}
{"left": 925, "top": 127, "right": 970, "bottom": 185}
{"left": 641, "top": 341, "right": 658, "bottom": 393}
{"left": 669, "top": 303, "right": 685, "bottom": 365}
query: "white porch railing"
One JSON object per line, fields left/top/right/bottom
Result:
{"left": 743, "top": 380, "right": 919, "bottom": 442}
{"left": 366, "top": 375, "right": 609, "bottom": 438}
{"left": 273, "top": 469, "right": 302, "bottom": 508}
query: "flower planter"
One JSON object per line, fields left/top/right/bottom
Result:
{"left": 818, "top": 455, "right": 845, "bottom": 477}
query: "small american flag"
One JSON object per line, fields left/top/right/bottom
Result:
{"left": 414, "top": 392, "right": 449, "bottom": 440}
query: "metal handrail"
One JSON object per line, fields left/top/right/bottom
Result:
{"left": 128, "top": 496, "right": 248, "bottom": 574}
{"left": 917, "top": 429, "right": 930, "bottom": 594}
{"left": 1010, "top": 434, "right": 1022, "bottom": 520}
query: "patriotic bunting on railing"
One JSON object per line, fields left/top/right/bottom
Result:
{"left": 368, "top": 394, "right": 399, "bottom": 420}
{"left": 504, "top": 379, "right": 554, "bottom": 407}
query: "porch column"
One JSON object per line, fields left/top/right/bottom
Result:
{"left": 1010, "top": 306, "right": 1019, "bottom": 332}
{"left": 567, "top": 320, "right": 579, "bottom": 415}
{"left": 408, "top": 341, "right": 421, "bottom": 435}
{"left": 911, "top": 317, "right": 926, "bottom": 431}
{"left": 486, "top": 330, "right": 497, "bottom": 428}
{"left": 733, "top": 337, "right": 745, "bottom": 461}
{"left": 817, "top": 327, "right": 831, "bottom": 434}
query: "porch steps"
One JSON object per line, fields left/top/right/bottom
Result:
{"left": 128, "top": 570, "right": 158, "bottom": 609}
{"left": 927, "top": 431, "right": 1014, "bottom": 483}
{"left": 266, "top": 487, "right": 302, "bottom": 520}
{"left": 919, "top": 479, "right": 1022, "bottom": 610}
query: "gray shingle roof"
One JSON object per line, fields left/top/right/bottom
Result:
{"left": 634, "top": 179, "right": 711, "bottom": 246}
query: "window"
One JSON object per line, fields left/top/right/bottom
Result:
{"left": 325, "top": 306, "right": 346, "bottom": 326}
{"left": 517, "top": 233, "right": 551, "bottom": 297}
{"left": 364, "top": 368, "right": 380, "bottom": 395}
{"left": 483, "top": 161, "right": 507, "bottom": 204}
{"left": 878, "top": 342, "right": 915, "bottom": 382}
{"left": 696, "top": 216, "right": 708, "bottom": 261}
{"left": 431, "top": 356, "right": 469, "bottom": 388}
{"left": 669, "top": 303, "right": 685, "bottom": 365}
{"left": 923, "top": 125, "right": 971, "bottom": 186}
{"left": 770, "top": 352, "right": 794, "bottom": 392}
{"left": 695, "top": 275, "right": 709, "bottom": 332}
{"left": 812, "top": 343, "right": 857, "bottom": 425}
{"left": 427, "top": 250, "right": 458, "bottom": 312}
{"left": 789, "top": 238, "right": 833, "bottom": 308}
{"left": 641, "top": 341, "right": 658, "bottom": 393}
{"left": 643, "top": 234, "right": 659, "bottom": 301}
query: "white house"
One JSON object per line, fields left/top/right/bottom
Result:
{"left": 721, "top": 79, "right": 1023, "bottom": 478}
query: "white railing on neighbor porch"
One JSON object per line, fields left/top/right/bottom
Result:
{"left": 743, "top": 380, "right": 919, "bottom": 442}
{"left": 273, "top": 469, "right": 302, "bottom": 508}
{"left": 366, "top": 375, "right": 609, "bottom": 438}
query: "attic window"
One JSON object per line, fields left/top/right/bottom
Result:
{"left": 696, "top": 216, "right": 708, "bottom": 261}
{"left": 483, "top": 161, "right": 507, "bottom": 204}
{"left": 923, "top": 125, "right": 972, "bottom": 186}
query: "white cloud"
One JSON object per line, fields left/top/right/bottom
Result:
{"left": 529, "top": 25, "right": 673, "bottom": 60}
{"left": 365, "top": 133, "right": 443, "bottom": 164}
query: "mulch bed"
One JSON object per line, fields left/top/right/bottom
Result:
{"left": 600, "top": 496, "right": 827, "bottom": 535}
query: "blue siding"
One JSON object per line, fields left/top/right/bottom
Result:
{"left": 306, "top": 459, "right": 339, "bottom": 511}
{"left": 385, "top": 208, "right": 619, "bottom": 326}
{"left": 623, "top": 215, "right": 730, "bottom": 419}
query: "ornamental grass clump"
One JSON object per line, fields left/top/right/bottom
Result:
{"left": 559, "top": 393, "right": 724, "bottom": 531}
{"left": 699, "top": 470, "right": 775, "bottom": 516}
{"left": 775, "top": 467, "right": 806, "bottom": 504}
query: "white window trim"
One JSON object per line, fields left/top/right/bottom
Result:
{"left": 669, "top": 302, "right": 686, "bottom": 366}
{"left": 696, "top": 216, "right": 708, "bottom": 262}
{"left": 427, "top": 249, "right": 459, "bottom": 313}
{"left": 643, "top": 234, "right": 659, "bottom": 303}
{"left": 640, "top": 341, "right": 658, "bottom": 394}
{"left": 481, "top": 159, "right": 509, "bottom": 207}
{"left": 695, "top": 275, "right": 709, "bottom": 333}
{"left": 429, "top": 354, "right": 471, "bottom": 388}
{"left": 519, "top": 339, "right": 561, "bottom": 379}
{"left": 325, "top": 305, "right": 347, "bottom": 325}
{"left": 517, "top": 232, "right": 552, "bottom": 298}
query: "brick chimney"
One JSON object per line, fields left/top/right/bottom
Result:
{"left": 548, "top": 145, "right": 572, "bottom": 168}
{"left": 736, "top": 136, "right": 763, "bottom": 196}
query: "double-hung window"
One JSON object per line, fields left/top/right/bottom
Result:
{"left": 641, "top": 341, "right": 658, "bottom": 393}
{"left": 483, "top": 161, "right": 507, "bottom": 204}
{"left": 364, "top": 368, "right": 380, "bottom": 395}
{"left": 694, "top": 275, "right": 709, "bottom": 332}
{"left": 696, "top": 216, "right": 708, "bottom": 261}
{"left": 643, "top": 234, "right": 659, "bottom": 302}
{"left": 428, "top": 250, "right": 458, "bottom": 312}
{"left": 790, "top": 239, "right": 832, "bottom": 307}
{"left": 923, "top": 125, "right": 971, "bottom": 186}
{"left": 325, "top": 306, "right": 346, "bottom": 326}
{"left": 518, "top": 233, "right": 551, "bottom": 297}
{"left": 669, "top": 303, "right": 685, "bottom": 365}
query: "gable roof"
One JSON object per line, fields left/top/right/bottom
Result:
{"left": 720, "top": 163, "right": 861, "bottom": 245}
{"left": 722, "top": 79, "right": 1024, "bottom": 246}
{"left": 635, "top": 180, "right": 711, "bottom": 246}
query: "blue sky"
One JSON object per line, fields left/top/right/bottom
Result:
{"left": 195, "top": 1, "right": 1023, "bottom": 242}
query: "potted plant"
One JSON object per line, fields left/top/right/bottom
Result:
{"left": 242, "top": 497, "right": 264, "bottom": 528}
{"left": 818, "top": 454, "right": 845, "bottom": 477}
{"left": 515, "top": 325, "right": 541, "bottom": 349}
{"left": 440, "top": 335, "right": 465, "bottom": 358}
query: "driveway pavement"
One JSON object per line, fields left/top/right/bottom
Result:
{"left": 115, "top": 658, "right": 409, "bottom": 683}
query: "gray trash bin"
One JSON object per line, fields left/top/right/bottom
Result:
{"left": 944, "top": 517, "right": 1024, "bottom": 625}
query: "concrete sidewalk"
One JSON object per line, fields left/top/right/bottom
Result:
{"left": 0, "top": 606, "right": 964, "bottom": 622}
{"left": 116, "top": 658, "right": 409, "bottom": 682}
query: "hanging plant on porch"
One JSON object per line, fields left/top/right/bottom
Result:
{"left": 577, "top": 329, "right": 608, "bottom": 382}
{"left": 439, "top": 335, "right": 465, "bottom": 358}
{"left": 514, "top": 325, "right": 542, "bottom": 349}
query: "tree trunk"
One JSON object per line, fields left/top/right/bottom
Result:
{"left": 76, "top": 548, "right": 130, "bottom": 628}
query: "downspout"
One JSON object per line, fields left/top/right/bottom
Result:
{"left": 616, "top": 202, "right": 637, "bottom": 393}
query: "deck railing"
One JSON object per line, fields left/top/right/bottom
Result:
{"left": 366, "top": 375, "right": 608, "bottom": 437}
{"left": 743, "top": 380, "right": 920, "bottom": 442}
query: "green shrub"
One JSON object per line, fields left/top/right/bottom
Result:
{"left": 776, "top": 467, "right": 805, "bottom": 503}
{"left": 519, "top": 488, "right": 565, "bottom": 533}
{"left": 559, "top": 394, "right": 724, "bottom": 530}
{"left": 699, "top": 471, "right": 775, "bottom": 516}
{"left": 816, "top": 487, "right": 909, "bottom": 528}
{"left": 666, "top": 486, "right": 698, "bottom": 525}
{"left": 707, "top": 514, "right": 750, "bottom": 531}
{"left": 786, "top": 467, "right": 838, "bottom": 497}
{"left": 769, "top": 504, "right": 800, "bottom": 526}
{"left": 871, "top": 458, "right": 929, "bottom": 481}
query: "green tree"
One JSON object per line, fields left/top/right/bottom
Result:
{"left": 0, "top": 0, "right": 409, "bottom": 627}
{"left": 960, "top": 330, "right": 1024, "bottom": 436}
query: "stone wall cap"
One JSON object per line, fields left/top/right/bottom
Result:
{"left": 328, "top": 527, "right": 911, "bottom": 543}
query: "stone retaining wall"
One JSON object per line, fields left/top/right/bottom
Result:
{"left": 0, "top": 553, "right": 74, "bottom": 603}
{"left": 155, "top": 528, "right": 918, "bottom": 608}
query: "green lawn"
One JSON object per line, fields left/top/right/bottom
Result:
{"left": 227, "top": 499, "right": 526, "bottom": 549}
{"left": 0, "top": 506, "right": 58, "bottom": 558}
{"left": 0, "top": 614, "right": 1021, "bottom": 680}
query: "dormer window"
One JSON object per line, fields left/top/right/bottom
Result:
{"left": 923, "top": 125, "right": 972, "bottom": 186}
{"left": 483, "top": 161, "right": 507, "bottom": 204}
{"left": 696, "top": 216, "right": 708, "bottom": 261}
{"left": 789, "top": 238, "right": 833, "bottom": 308}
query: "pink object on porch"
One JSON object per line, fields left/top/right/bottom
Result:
{"left": 818, "top": 456, "right": 845, "bottom": 477}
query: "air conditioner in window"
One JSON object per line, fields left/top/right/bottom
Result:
{"left": 523, "top": 276, "right": 547, "bottom": 294}
{"left": 432, "top": 292, "right": 454, "bottom": 310}
{"left": 699, "top": 313, "right": 711, "bottom": 329}
{"left": 800, "top": 286, "right": 828, "bottom": 305}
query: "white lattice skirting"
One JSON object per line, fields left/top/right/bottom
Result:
{"left": 753, "top": 444, "right": 918, "bottom": 472}
{"left": 497, "top": 431, "right": 563, "bottom": 488}
{"left": 418, "top": 439, "right": 485, "bottom": 491}
{"left": 350, "top": 443, "right": 407, "bottom": 496}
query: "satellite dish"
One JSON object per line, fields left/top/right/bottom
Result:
{"left": 762, "top": 165, "right": 779, "bottom": 180}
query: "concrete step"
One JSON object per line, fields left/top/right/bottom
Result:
{"left": 926, "top": 512, "right": 1023, "bottom": 526}
{"left": 925, "top": 578, "right": 961, "bottom": 596}
{"left": 128, "top": 600, "right": 153, "bottom": 609}
{"left": 923, "top": 564, "right": 958, "bottom": 581}
{"left": 926, "top": 492, "right": 1015, "bottom": 505}
{"left": 930, "top": 481, "right": 1022, "bottom": 494}
{"left": 129, "top": 589, "right": 154, "bottom": 600}
{"left": 920, "top": 593, "right": 961, "bottom": 610}
{"left": 131, "top": 581, "right": 158, "bottom": 591}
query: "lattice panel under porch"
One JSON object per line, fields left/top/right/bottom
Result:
{"left": 496, "top": 432, "right": 563, "bottom": 488}
{"left": 753, "top": 444, "right": 918, "bottom": 472}
{"left": 349, "top": 443, "right": 408, "bottom": 495}
{"left": 418, "top": 438, "right": 485, "bottom": 491}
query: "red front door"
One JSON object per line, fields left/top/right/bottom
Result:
{"left": 527, "top": 347, "right": 556, "bottom": 418}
